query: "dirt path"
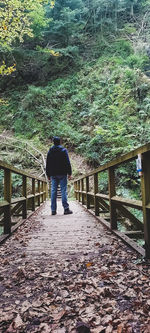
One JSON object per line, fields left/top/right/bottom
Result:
{"left": 0, "top": 201, "right": 150, "bottom": 332}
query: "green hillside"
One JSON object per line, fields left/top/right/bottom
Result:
{"left": 1, "top": 0, "right": 150, "bottom": 166}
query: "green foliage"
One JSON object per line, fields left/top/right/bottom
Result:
{"left": 2, "top": 51, "right": 149, "bottom": 169}
{"left": 126, "top": 54, "right": 149, "bottom": 70}
{"left": 1, "top": 0, "right": 150, "bottom": 172}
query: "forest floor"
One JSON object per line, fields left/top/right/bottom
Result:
{"left": 0, "top": 201, "right": 150, "bottom": 333}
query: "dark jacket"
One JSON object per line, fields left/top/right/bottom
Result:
{"left": 46, "top": 145, "right": 72, "bottom": 177}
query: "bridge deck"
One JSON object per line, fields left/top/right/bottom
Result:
{"left": 0, "top": 201, "right": 150, "bottom": 332}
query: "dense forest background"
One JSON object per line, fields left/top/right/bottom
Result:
{"left": 1, "top": 0, "right": 150, "bottom": 168}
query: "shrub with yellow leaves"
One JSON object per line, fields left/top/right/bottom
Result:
{"left": 50, "top": 1, "right": 55, "bottom": 8}
{"left": 49, "top": 49, "right": 61, "bottom": 57}
{"left": 0, "top": 61, "right": 16, "bottom": 76}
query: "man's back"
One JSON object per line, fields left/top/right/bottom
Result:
{"left": 46, "top": 144, "right": 72, "bottom": 177}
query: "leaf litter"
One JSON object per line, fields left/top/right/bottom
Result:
{"left": 0, "top": 206, "right": 150, "bottom": 332}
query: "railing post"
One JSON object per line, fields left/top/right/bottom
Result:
{"left": 141, "top": 152, "right": 150, "bottom": 258}
{"left": 78, "top": 180, "right": 80, "bottom": 202}
{"left": 38, "top": 180, "right": 41, "bottom": 206}
{"left": 108, "top": 167, "right": 117, "bottom": 229}
{"left": 4, "top": 169, "right": 11, "bottom": 234}
{"left": 32, "top": 178, "right": 35, "bottom": 211}
{"left": 86, "top": 176, "right": 90, "bottom": 209}
{"left": 44, "top": 182, "right": 48, "bottom": 201}
{"left": 43, "top": 182, "right": 46, "bottom": 201}
{"left": 81, "top": 179, "right": 84, "bottom": 205}
{"left": 22, "top": 175, "right": 27, "bottom": 219}
{"left": 74, "top": 181, "right": 77, "bottom": 200}
{"left": 94, "top": 173, "right": 99, "bottom": 216}
{"left": 41, "top": 181, "right": 44, "bottom": 203}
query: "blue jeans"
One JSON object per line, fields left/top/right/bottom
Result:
{"left": 51, "top": 176, "right": 69, "bottom": 212}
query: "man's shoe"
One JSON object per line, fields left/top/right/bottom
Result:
{"left": 64, "top": 208, "right": 73, "bottom": 215}
{"left": 52, "top": 211, "right": 56, "bottom": 215}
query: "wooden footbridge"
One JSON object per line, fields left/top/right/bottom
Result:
{"left": 1, "top": 143, "right": 150, "bottom": 332}
{"left": 0, "top": 142, "right": 150, "bottom": 258}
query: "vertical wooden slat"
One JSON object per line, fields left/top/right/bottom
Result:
{"left": 22, "top": 175, "right": 27, "bottom": 219}
{"left": 4, "top": 169, "right": 11, "bottom": 234}
{"left": 78, "top": 180, "right": 81, "bottom": 202}
{"left": 94, "top": 173, "right": 99, "bottom": 216}
{"left": 41, "top": 181, "right": 44, "bottom": 203}
{"left": 108, "top": 167, "right": 117, "bottom": 229}
{"left": 141, "top": 151, "right": 150, "bottom": 258}
{"left": 86, "top": 176, "right": 90, "bottom": 209}
{"left": 43, "top": 182, "right": 46, "bottom": 201}
{"left": 32, "top": 178, "right": 35, "bottom": 211}
{"left": 81, "top": 179, "right": 84, "bottom": 205}
{"left": 38, "top": 180, "right": 40, "bottom": 206}
{"left": 74, "top": 181, "right": 77, "bottom": 200}
{"left": 46, "top": 182, "right": 49, "bottom": 200}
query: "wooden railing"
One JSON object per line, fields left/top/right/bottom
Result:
{"left": 0, "top": 160, "right": 48, "bottom": 239}
{"left": 74, "top": 142, "right": 150, "bottom": 258}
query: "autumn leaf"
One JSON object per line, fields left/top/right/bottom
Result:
{"left": 86, "top": 262, "right": 93, "bottom": 268}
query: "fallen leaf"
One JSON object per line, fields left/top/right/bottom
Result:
{"left": 86, "top": 262, "right": 93, "bottom": 268}
{"left": 13, "top": 313, "right": 23, "bottom": 328}
{"left": 39, "top": 323, "right": 51, "bottom": 332}
{"left": 53, "top": 309, "right": 66, "bottom": 321}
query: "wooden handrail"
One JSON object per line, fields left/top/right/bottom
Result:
{"left": 77, "top": 142, "right": 150, "bottom": 179}
{"left": 0, "top": 160, "right": 48, "bottom": 238}
{"left": 0, "top": 159, "right": 45, "bottom": 181}
{"left": 74, "top": 143, "right": 150, "bottom": 258}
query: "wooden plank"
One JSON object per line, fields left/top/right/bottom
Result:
{"left": 74, "top": 181, "right": 77, "bottom": 200}
{"left": 111, "top": 196, "right": 142, "bottom": 210}
{"left": 108, "top": 167, "right": 117, "bottom": 229}
{"left": 41, "top": 182, "right": 44, "bottom": 203}
{"left": 116, "top": 204, "right": 144, "bottom": 231}
{"left": 0, "top": 159, "right": 45, "bottom": 182}
{"left": 0, "top": 202, "right": 23, "bottom": 225}
{"left": 125, "top": 231, "right": 144, "bottom": 238}
{"left": 0, "top": 200, "right": 9, "bottom": 208}
{"left": 81, "top": 179, "right": 85, "bottom": 205}
{"left": 11, "top": 202, "right": 22, "bottom": 215}
{"left": 35, "top": 192, "right": 41, "bottom": 197}
{"left": 86, "top": 177, "right": 90, "bottom": 209}
{"left": 78, "top": 180, "right": 81, "bottom": 202}
{"left": 11, "top": 196, "right": 26, "bottom": 204}
{"left": 38, "top": 180, "right": 41, "bottom": 206}
{"left": 22, "top": 175, "right": 27, "bottom": 219}
{"left": 141, "top": 151, "right": 150, "bottom": 258}
{"left": 87, "top": 191, "right": 94, "bottom": 196}
{"left": 97, "top": 196, "right": 110, "bottom": 210}
{"left": 96, "top": 193, "right": 109, "bottom": 201}
{"left": 4, "top": 169, "right": 11, "bottom": 234}
{"left": 43, "top": 182, "right": 46, "bottom": 201}
{"left": 94, "top": 173, "right": 99, "bottom": 216}
{"left": 32, "top": 178, "right": 35, "bottom": 211}
{"left": 27, "top": 194, "right": 34, "bottom": 199}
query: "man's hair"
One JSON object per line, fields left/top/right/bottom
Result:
{"left": 53, "top": 136, "right": 60, "bottom": 145}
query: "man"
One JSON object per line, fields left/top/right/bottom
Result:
{"left": 46, "top": 136, "right": 73, "bottom": 215}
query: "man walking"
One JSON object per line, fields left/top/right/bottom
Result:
{"left": 46, "top": 136, "right": 73, "bottom": 215}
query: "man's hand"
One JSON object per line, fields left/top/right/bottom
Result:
{"left": 68, "top": 175, "right": 72, "bottom": 181}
